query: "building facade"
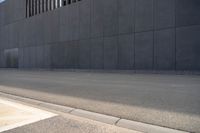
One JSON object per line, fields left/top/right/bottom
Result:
{"left": 0, "top": 0, "right": 200, "bottom": 71}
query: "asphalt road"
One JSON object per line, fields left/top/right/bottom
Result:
{"left": 0, "top": 70, "right": 199, "bottom": 133}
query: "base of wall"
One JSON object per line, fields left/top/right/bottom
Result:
{"left": 0, "top": 68, "right": 200, "bottom": 75}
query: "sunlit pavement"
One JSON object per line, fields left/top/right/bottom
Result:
{"left": 0, "top": 97, "right": 57, "bottom": 132}
{"left": 0, "top": 97, "right": 141, "bottom": 133}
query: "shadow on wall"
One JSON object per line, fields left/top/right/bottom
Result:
{"left": 4, "top": 48, "right": 19, "bottom": 68}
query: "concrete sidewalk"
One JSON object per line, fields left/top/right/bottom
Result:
{"left": 0, "top": 97, "right": 57, "bottom": 132}
{"left": 0, "top": 70, "right": 199, "bottom": 132}
{"left": 0, "top": 94, "right": 188, "bottom": 133}
{"left": 0, "top": 97, "right": 141, "bottom": 133}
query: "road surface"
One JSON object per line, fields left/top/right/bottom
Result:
{"left": 0, "top": 70, "right": 199, "bottom": 133}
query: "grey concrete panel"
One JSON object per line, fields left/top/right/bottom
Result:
{"left": 2, "top": 25, "right": 9, "bottom": 49}
{"left": 91, "top": 38, "right": 104, "bottom": 69}
{"left": 29, "top": 47, "right": 36, "bottom": 68}
{"left": 59, "top": 7, "right": 70, "bottom": 42}
{"left": 60, "top": 5, "right": 79, "bottom": 41}
{"left": 64, "top": 42, "right": 79, "bottom": 69}
{"left": 27, "top": 47, "right": 31, "bottom": 68}
{"left": 51, "top": 44, "right": 65, "bottom": 68}
{"left": 69, "top": 4, "right": 80, "bottom": 41}
{"left": 44, "top": 10, "right": 60, "bottom": 43}
{"left": 5, "top": 0, "right": 21, "bottom": 23}
{"left": 0, "top": 28, "right": 3, "bottom": 50}
{"left": 18, "top": 48, "right": 24, "bottom": 68}
{"left": 44, "top": 45, "right": 51, "bottom": 69}
{"left": 13, "top": 0, "right": 26, "bottom": 22}
{"left": 79, "top": 39, "right": 91, "bottom": 69}
{"left": 2, "top": 51, "right": 5, "bottom": 68}
{"left": 79, "top": 0, "right": 91, "bottom": 39}
{"left": 91, "top": 0, "right": 104, "bottom": 37}
{"left": 135, "top": 31, "right": 154, "bottom": 70}
{"left": 118, "top": 34, "right": 134, "bottom": 70}
{"left": 22, "top": 19, "right": 30, "bottom": 47}
{"left": 0, "top": 51, "right": 2, "bottom": 67}
{"left": 0, "top": 51, "right": 5, "bottom": 68}
{"left": 0, "top": 4, "right": 3, "bottom": 27}
{"left": 3, "top": 0, "right": 12, "bottom": 25}
{"left": 7, "top": 24, "right": 13, "bottom": 49}
{"left": 103, "top": 0, "right": 118, "bottom": 36}
{"left": 4, "top": 0, "right": 25, "bottom": 25}
{"left": 30, "top": 18, "right": 38, "bottom": 46}
{"left": 154, "top": 29, "right": 175, "bottom": 70}
{"left": 1, "top": 3, "right": 5, "bottom": 26}
{"left": 1, "top": 26, "right": 5, "bottom": 50}
{"left": 104, "top": 36, "right": 118, "bottom": 69}
{"left": 135, "top": 0, "right": 154, "bottom": 32}
{"left": 118, "top": 0, "right": 135, "bottom": 34}
{"left": 25, "top": 18, "right": 36, "bottom": 47}
{"left": 34, "top": 15, "right": 45, "bottom": 46}
{"left": 176, "top": 0, "right": 200, "bottom": 27}
{"left": 10, "top": 22, "right": 20, "bottom": 48}
{"left": 0, "top": 26, "right": 5, "bottom": 49}
{"left": 176, "top": 25, "right": 200, "bottom": 70}
{"left": 18, "top": 21, "right": 26, "bottom": 47}
{"left": 21, "top": 48, "right": 25, "bottom": 68}
{"left": 0, "top": 6, "right": 1, "bottom": 28}
{"left": 35, "top": 46, "right": 44, "bottom": 68}
{"left": 154, "top": 0, "right": 175, "bottom": 29}
{"left": 23, "top": 47, "right": 29, "bottom": 68}
{"left": 0, "top": 30, "right": 1, "bottom": 50}
{"left": 44, "top": 45, "right": 51, "bottom": 68}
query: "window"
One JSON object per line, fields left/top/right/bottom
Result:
{"left": 26, "top": 0, "right": 82, "bottom": 18}
{"left": 63, "top": 0, "right": 66, "bottom": 6}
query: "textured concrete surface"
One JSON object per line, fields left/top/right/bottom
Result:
{"left": 0, "top": 97, "right": 57, "bottom": 132}
{"left": 2, "top": 116, "right": 141, "bottom": 133}
{"left": 71, "top": 109, "right": 120, "bottom": 125}
{"left": 0, "top": 70, "right": 199, "bottom": 132}
{"left": 117, "top": 119, "right": 188, "bottom": 133}
{"left": 0, "top": 0, "right": 200, "bottom": 71}
{"left": 0, "top": 96, "right": 141, "bottom": 133}
{"left": 0, "top": 92, "right": 189, "bottom": 133}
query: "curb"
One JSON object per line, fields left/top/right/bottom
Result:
{"left": 117, "top": 119, "right": 188, "bottom": 133}
{"left": 0, "top": 92, "right": 189, "bottom": 133}
{"left": 71, "top": 109, "right": 120, "bottom": 125}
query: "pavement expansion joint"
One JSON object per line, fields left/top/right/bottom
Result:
{"left": 68, "top": 108, "right": 76, "bottom": 113}
{"left": 114, "top": 117, "right": 122, "bottom": 125}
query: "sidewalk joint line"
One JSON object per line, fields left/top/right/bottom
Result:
{"left": 68, "top": 108, "right": 76, "bottom": 113}
{"left": 114, "top": 118, "right": 121, "bottom": 125}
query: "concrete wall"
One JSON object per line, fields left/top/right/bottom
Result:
{"left": 0, "top": 0, "right": 200, "bottom": 71}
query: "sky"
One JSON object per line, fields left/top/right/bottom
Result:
{"left": 0, "top": 0, "right": 5, "bottom": 3}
